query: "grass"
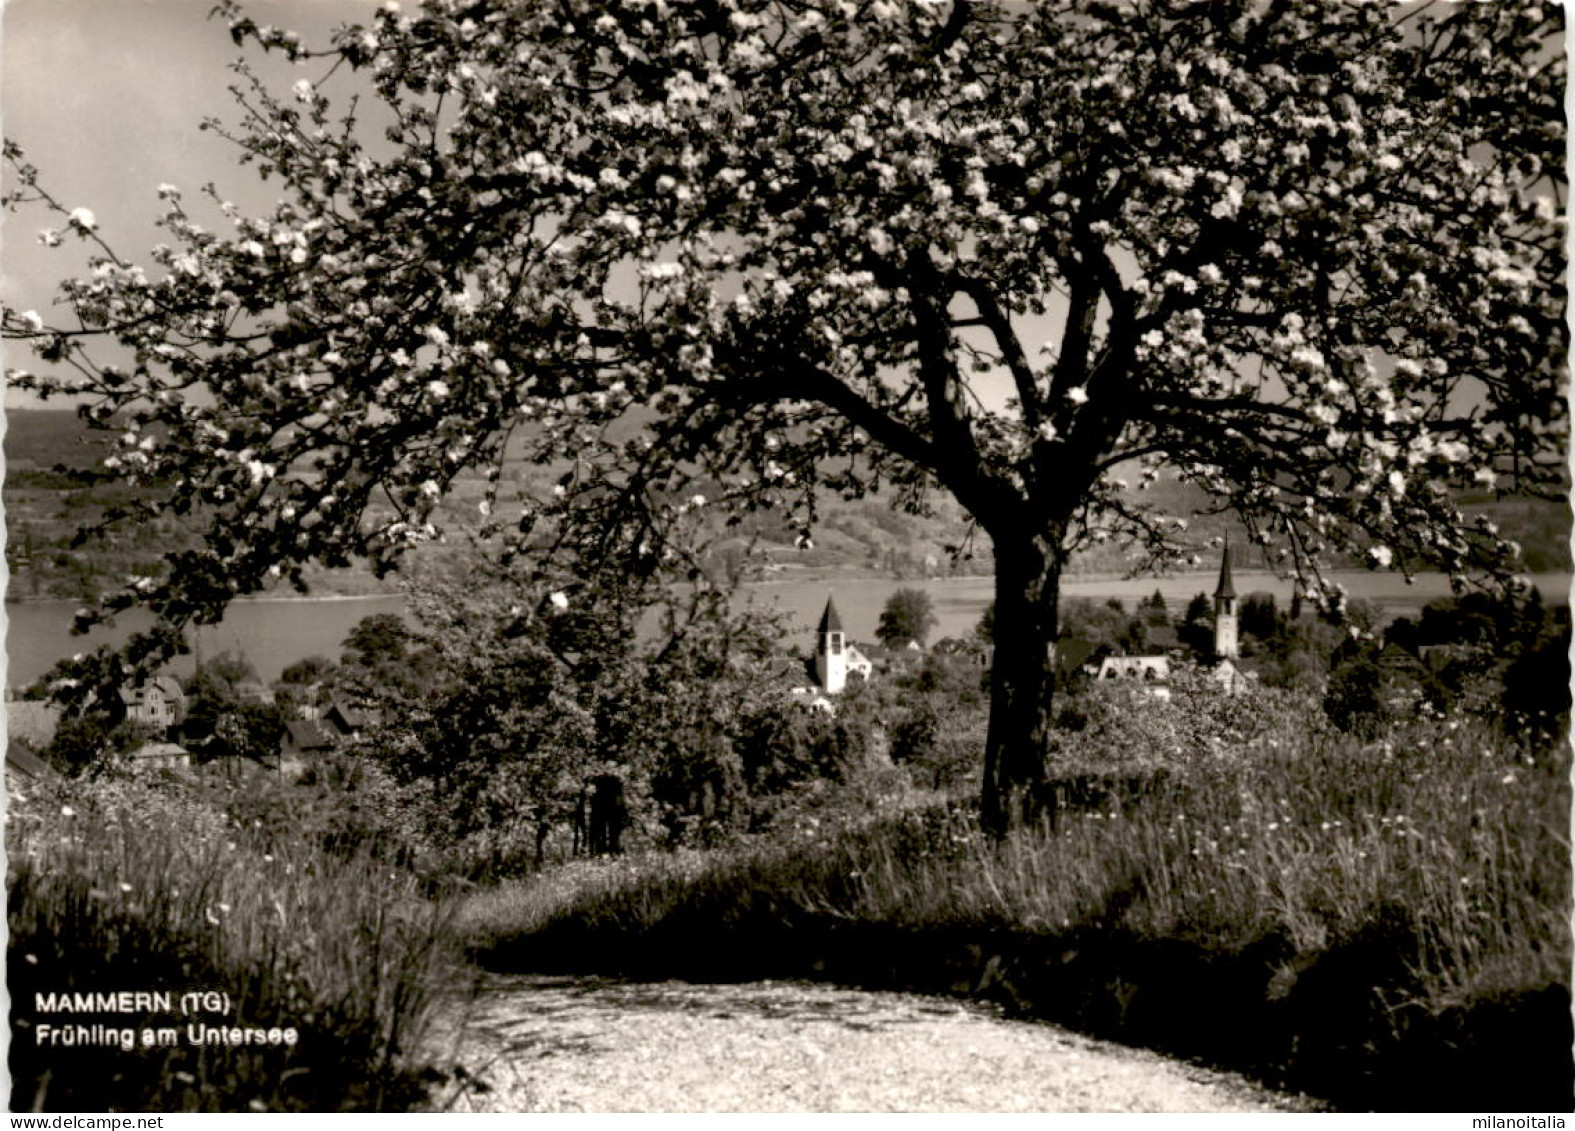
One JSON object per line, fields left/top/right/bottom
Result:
{"left": 7, "top": 775, "right": 463, "bottom": 1112}
{"left": 467, "top": 713, "right": 1573, "bottom": 1110}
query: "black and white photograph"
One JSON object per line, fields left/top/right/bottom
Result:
{"left": 1, "top": 0, "right": 1569, "bottom": 1114}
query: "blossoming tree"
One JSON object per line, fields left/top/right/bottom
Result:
{"left": 4, "top": 0, "right": 1565, "bottom": 832}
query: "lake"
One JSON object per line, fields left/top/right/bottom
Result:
{"left": 6, "top": 570, "right": 1569, "bottom": 690}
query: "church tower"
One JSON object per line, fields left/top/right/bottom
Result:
{"left": 814, "top": 594, "right": 847, "bottom": 693}
{"left": 1213, "top": 543, "right": 1239, "bottom": 660}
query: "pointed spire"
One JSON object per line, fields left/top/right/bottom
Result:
{"left": 1214, "top": 542, "right": 1237, "bottom": 600}
{"left": 817, "top": 593, "right": 844, "bottom": 634}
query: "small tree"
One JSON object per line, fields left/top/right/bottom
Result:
{"left": 1239, "top": 592, "right": 1281, "bottom": 643}
{"left": 42, "top": 714, "right": 154, "bottom": 776}
{"left": 184, "top": 652, "right": 284, "bottom": 762}
{"left": 877, "top": 587, "right": 938, "bottom": 649}
{"left": 4, "top": 1, "right": 1563, "bottom": 833}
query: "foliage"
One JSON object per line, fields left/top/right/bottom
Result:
{"left": 1239, "top": 592, "right": 1280, "bottom": 644}
{"left": 356, "top": 550, "right": 871, "bottom": 863}
{"left": 1359, "top": 590, "right": 1572, "bottom": 740}
{"left": 40, "top": 713, "right": 156, "bottom": 776}
{"left": 1059, "top": 598, "right": 1130, "bottom": 650}
{"left": 1052, "top": 665, "right": 1318, "bottom": 773}
{"left": 876, "top": 587, "right": 939, "bottom": 648}
{"left": 183, "top": 652, "right": 285, "bottom": 763}
{"left": 3, "top": 0, "right": 1564, "bottom": 830}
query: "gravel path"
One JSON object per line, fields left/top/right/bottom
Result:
{"left": 423, "top": 974, "right": 1311, "bottom": 1113}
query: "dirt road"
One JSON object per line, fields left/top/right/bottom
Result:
{"left": 423, "top": 974, "right": 1314, "bottom": 1113}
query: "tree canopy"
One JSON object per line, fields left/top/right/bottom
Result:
{"left": 877, "top": 587, "right": 938, "bottom": 648}
{"left": 3, "top": 0, "right": 1565, "bottom": 831}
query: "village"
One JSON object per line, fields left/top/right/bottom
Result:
{"left": 10, "top": 546, "right": 1560, "bottom": 812}
{"left": 2, "top": 0, "right": 1568, "bottom": 1114}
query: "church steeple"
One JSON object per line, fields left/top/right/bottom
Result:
{"left": 814, "top": 594, "right": 848, "bottom": 693}
{"left": 816, "top": 594, "right": 844, "bottom": 635}
{"left": 1214, "top": 542, "right": 1237, "bottom": 602}
{"left": 1213, "top": 543, "right": 1239, "bottom": 660}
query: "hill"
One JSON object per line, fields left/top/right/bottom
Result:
{"left": 5, "top": 408, "right": 1568, "bottom": 601}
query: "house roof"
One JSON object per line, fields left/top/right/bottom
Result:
{"left": 285, "top": 719, "right": 338, "bottom": 750}
{"left": 858, "top": 641, "right": 919, "bottom": 663}
{"left": 1215, "top": 543, "right": 1237, "bottom": 600}
{"left": 325, "top": 701, "right": 376, "bottom": 732}
{"left": 1097, "top": 655, "right": 1171, "bottom": 679}
{"left": 816, "top": 594, "right": 844, "bottom": 634}
{"left": 119, "top": 676, "right": 186, "bottom": 705}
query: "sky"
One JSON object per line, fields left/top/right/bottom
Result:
{"left": 1, "top": 0, "right": 382, "bottom": 408}
{"left": 0, "top": 0, "right": 1038, "bottom": 418}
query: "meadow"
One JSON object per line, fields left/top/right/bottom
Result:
{"left": 6, "top": 772, "right": 463, "bottom": 1112}
{"left": 9, "top": 681, "right": 1569, "bottom": 1111}
{"left": 464, "top": 709, "right": 1572, "bottom": 1111}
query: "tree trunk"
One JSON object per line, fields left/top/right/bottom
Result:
{"left": 981, "top": 533, "right": 1062, "bottom": 838}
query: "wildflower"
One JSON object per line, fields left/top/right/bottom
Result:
{"left": 18, "top": 310, "right": 44, "bottom": 332}
{"left": 68, "top": 207, "right": 98, "bottom": 231}
{"left": 119, "top": 882, "right": 133, "bottom": 894}
{"left": 60, "top": 805, "right": 75, "bottom": 818}
{"left": 549, "top": 590, "right": 570, "bottom": 612}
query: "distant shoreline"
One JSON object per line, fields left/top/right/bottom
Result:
{"left": 6, "top": 566, "right": 1570, "bottom": 608}
{"left": 3, "top": 591, "right": 402, "bottom": 609}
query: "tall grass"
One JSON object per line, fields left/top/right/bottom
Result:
{"left": 8, "top": 776, "right": 460, "bottom": 1112}
{"left": 470, "top": 716, "right": 1572, "bottom": 1108}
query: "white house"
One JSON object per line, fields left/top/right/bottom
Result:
{"left": 1092, "top": 655, "right": 1173, "bottom": 700}
{"left": 120, "top": 677, "right": 186, "bottom": 732}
